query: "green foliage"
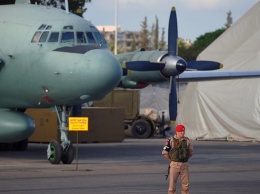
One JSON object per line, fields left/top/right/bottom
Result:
{"left": 177, "top": 39, "right": 189, "bottom": 59}
{"left": 140, "top": 17, "right": 150, "bottom": 50}
{"left": 139, "top": 16, "right": 166, "bottom": 51}
{"left": 68, "top": 0, "right": 90, "bottom": 17}
{"left": 225, "top": 10, "right": 233, "bottom": 29}
{"left": 159, "top": 27, "right": 166, "bottom": 50}
{"left": 131, "top": 35, "right": 137, "bottom": 51}
{"left": 180, "top": 28, "right": 225, "bottom": 61}
{"left": 180, "top": 11, "right": 232, "bottom": 60}
{"left": 0, "top": 0, "right": 92, "bottom": 17}
{"left": 29, "top": 0, "right": 91, "bottom": 17}
{"left": 153, "top": 16, "right": 159, "bottom": 50}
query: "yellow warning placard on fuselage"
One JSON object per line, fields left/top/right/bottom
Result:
{"left": 69, "top": 117, "right": 89, "bottom": 131}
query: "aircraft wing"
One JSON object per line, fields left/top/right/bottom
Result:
{"left": 178, "top": 70, "right": 260, "bottom": 82}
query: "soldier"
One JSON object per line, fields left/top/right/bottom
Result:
{"left": 162, "top": 124, "right": 194, "bottom": 194}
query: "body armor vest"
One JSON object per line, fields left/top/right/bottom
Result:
{"left": 170, "top": 137, "right": 189, "bottom": 162}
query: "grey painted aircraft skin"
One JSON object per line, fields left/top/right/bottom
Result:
{"left": 0, "top": 3, "right": 122, "bottom": 164}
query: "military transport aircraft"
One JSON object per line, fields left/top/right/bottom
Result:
{"left": 1, "top": 1, "right": 260, "bottom": 165}
{"left": 0, "top": 2, "right": 122, "bottom": 164}
{"left": 115, "top": 7, "right": 260, "bottom": 137}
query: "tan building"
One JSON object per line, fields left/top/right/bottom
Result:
{"left": 97, "top": 25, "right": 142, "bottom": 53}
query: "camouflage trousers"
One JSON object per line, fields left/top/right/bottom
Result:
{"left": 168, "top": 161, "right": 190, "bottom": 194}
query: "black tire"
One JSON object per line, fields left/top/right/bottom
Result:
{"left": 61, "top": 143, "right": 74, "bottom": 164}
{"left": 0, "top": 143, "right": 14, "bottom": 151}
{"left": 48, "top": 140, "right": 62, "bottom": 164}
{"left": 131, "top": 119, "right": 152, "bottom": 138}
{"left": 15, "top": 138, "right": 28, "bottom": 151}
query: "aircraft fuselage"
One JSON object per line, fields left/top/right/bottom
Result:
{"left": 0, "top": 4, "right": 122, "bottom": 108}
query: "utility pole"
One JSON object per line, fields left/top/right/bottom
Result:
{"left": 114, "top": 0, "right": 118, "bottom": 55}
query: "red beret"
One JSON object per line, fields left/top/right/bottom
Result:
{"left": 175, "top": 124, "right": 185, "bottom": 132}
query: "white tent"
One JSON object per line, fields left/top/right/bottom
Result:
{"left": 177, "top": 2, "right": 260, "bottom": 142}
{"left": 139, "top": 82, "right": 187, "bottom": 124}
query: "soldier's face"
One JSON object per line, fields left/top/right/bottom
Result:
{"left": 177, "top": 130, "right": 185, "bottom": 138}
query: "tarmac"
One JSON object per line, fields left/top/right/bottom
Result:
{"left": 0, "top": 138, "right": 260, "bottom": 194}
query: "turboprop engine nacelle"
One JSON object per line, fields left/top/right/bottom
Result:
{"left": 0, "top": 110, "right": 35, "bottom": 143}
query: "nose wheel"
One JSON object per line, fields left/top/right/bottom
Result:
{"left": 47, "top": 106, "right": 75, "bottom": 164}
{"left": 47, "top": 140, "right": 62, "bottom": 164}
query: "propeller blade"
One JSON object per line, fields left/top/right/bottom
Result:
{"left": 168, "top": 7, "right": 178, "bottom": 56}
{"left": 187, "top": 61, "right": 223, "bottom": 71}
{"left": 125, "top": 61, "right": 165, "bottom": 71}
{"left": 169, "top": 77, "right": 178, "bottom": 125}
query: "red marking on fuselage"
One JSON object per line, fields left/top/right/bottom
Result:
{"left": 42, "top": 95, "right": 54, "bottom": 103}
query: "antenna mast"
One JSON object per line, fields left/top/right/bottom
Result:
{"left": 65, "top": 0, "right": 69, "bottom": 13}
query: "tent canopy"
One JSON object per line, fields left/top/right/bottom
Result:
{"left": 177, "top": 2, "right": 260, "bottom": 142}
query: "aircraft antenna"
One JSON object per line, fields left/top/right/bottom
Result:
{"left": 65, "top": 0, "right": 69, "bottom": 14}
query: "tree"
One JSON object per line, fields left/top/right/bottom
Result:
{"left": 153, "top": 16, "right": 159, "bottom": 50}
{"left": 159, "top": 27, "right": 166, "bottom": 50}
{"left": 30, "top": 0, "right": 91, "bottom": 17}
{"left": 0, "top": 0, "right": 91, "bottom": 18}
{"left": 150, "top": 24, "right": 155, "bottom": 50}
{"left": 131, "top": 34, "right": 137, "bottom": 51}
{"left": 139, "top": 16, "right": 150, "bottom": 50}
{"left": 224, "top": 10, "right": 233, "bottom": 29}
{"left": 177, "top": 38, "right": 191, "bottom": 59}
{"left": 185, "top": 28, "right": 225, "bottom": 60}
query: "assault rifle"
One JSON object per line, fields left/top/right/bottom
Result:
{"left": 165, "top": 164, "right": 170, "bottom": 180}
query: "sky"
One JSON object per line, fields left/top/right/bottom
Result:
{"left": 83, "top": 0, "right": 259, "bottom": 42}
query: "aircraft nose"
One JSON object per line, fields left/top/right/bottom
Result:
{"left": 82, "top": 49, "right": 122, "bottom": 96}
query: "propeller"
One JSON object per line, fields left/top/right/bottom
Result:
{"left": 168, "top": 7, "right": 179, "bottom": 126}
{"left": 124, "top": 6, "right": 222, "bottom": 126}
{"left": 162, "top": 7, "right": 223, "bottom": 125}
{"left": 187, "top": 60, "right": 223, "bottom": 71}
{"left": 125, "top": 61, "right": 165, "bottom": 71}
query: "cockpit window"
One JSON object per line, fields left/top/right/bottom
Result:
{"left": 90, "top": 26, "right": 107, "bottom": 46}
{"left": 76, "top": 32, "right": 86, "bottom": 43}
{"left": 38, "top": 24, "right": 47, "bottom": 30}
{"left": 46, "top": 25, "right": 52, "bottom": 30}
{"left": 85, "top": 32, "right": 96, "bottom": 44}
{"left": 32, "top": 24, "right": 53, "bottom": 43}
{"left": 31, "top": 24, "right": 108, "bottom": 47}
{"left": 48, "top": 32, "right": 59, "bottom": 42}
{"left": 63, "top": 25, "right": 73, "bottom": 30}
{"left": 61, "top": 31, "right": 75, "bottom": 43}
{"left": 31, "top": 31, "right": 42, "bottom": 43}
{"left": 93, "top": 31, "right": 107, "bottom": 44}
{"left": 39, "top": 31, "right": 49, "bottom": 42}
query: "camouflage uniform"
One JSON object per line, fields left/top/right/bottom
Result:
{"left": 162, "top": 135, "right": 194, "bottom": 194}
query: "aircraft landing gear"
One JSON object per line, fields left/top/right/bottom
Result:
{"left": 47, "top": 106, "right": 75, "bottom": 164}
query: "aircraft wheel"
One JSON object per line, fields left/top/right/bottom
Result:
{"left": 61, "top": 143, "right": 75, "bottom": 164}
{"left": 0, "top": 143, "right": 4, "bottom": 151}
{"left": 0, "top": 143, "right": 14, "bottom": 151}
{"left": 15, "top": 138, "right": 28, "bottom": 151}
{"left": 47, "top": 140, "right": 62, "bottom": 164}
{"left": 131, "top": 119, "right": 152, "bottom": 138}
